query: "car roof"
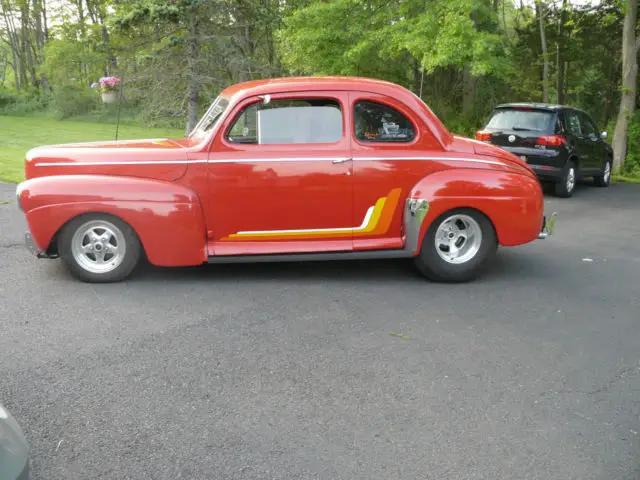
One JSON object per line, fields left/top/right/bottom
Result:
{"left": 220, "top": 76, "right": 407, "bottom": 99}
{"left": 494, "top": 102, "right": 565, "bottom": 111}
{"left": 493, "top": 103, "right": 595, "bottom": 116}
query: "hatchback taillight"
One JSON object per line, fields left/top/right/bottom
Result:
{"left": 536, "top": 135, "right": 566, "bottom": 146}
{"left": 475, "top": 130, "right": 491, "bottom": 142}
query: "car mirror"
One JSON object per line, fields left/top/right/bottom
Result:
{"left": 600, "top": 131, "right": 608, "bottom": 140}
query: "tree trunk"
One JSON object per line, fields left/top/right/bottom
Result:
{"left": 555, "top": 0, "right": 567, "bottom": 104}
{"left": 185, "top": 7, "right": 201, "bottom": 136}
{"left": 612, "top": 0, "right": 638, "bottom": 171}
{"left": 33, "top": 0, "right": 43, "bottom": 52}
{"left": 42, "top": 0, "right": 49, "bottom": 42}
{"left": 462, "top": 66, "right": 476, "bottom": 121}
{"left": 536, "top": 0, "right": 549, "bottom": 103}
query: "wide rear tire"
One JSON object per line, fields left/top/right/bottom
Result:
{"left": 414, "top": 208, "right": 498, "bottom": 283}
{"left": 59, "top": 213, "right": 142, "bottom": 283}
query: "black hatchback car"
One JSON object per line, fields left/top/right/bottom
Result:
{"left": 476, "top": 103, "right": 613, "bottom": 197}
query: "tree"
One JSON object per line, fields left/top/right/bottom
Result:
{"left": 536, "top": 0, "right": 549, "bottom": 102}
{"left": 612, "top": 0, "right": 639, "bottom": 171}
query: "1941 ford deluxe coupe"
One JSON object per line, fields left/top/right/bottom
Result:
{"left": 16, "top": 76, "right": 557, "bottom": 283}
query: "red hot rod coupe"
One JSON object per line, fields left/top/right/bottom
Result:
{"left": 16, "top": 76, "right": 557, "bottom": 283}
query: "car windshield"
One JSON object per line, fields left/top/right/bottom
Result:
{"left": 189, "top": 96, "right": 230, "bottom": 142}
{"left": 486, "top": 109, "right": 554, "bottom": 132}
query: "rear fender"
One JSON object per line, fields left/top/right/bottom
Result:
{"left": 17, "top": 175, "right": 207, "bottom": 267}
{"left": 404, "top": 168, "right": 544, "bottom": 255}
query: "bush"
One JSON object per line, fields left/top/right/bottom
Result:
{"left": 622, "top": 112, "right": 640, "bottom": 177}
{"left": 0, "top": 88, "right": 18, "bottom": 108}
{"left": 0, "top": 89, "right": 48, "bottom": 115}
{"left": 50, "top": 84, "right": 99, "bottom": 119}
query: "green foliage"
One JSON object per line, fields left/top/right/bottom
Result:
{"left": 0, "top": 89, "right": 48, "bottom": 115}
{"left": 277, "top": 0, "right": 508, "bottom": 84}
{"left": 622, "top": 112, "right": 640, "bottom": 177}
{"left": 0, "top": 89, "right": 19, "bottom": 109}
{"left": 40, "top": 39, "right": 106, "bottom": 88}
{"left": 50, "top": 85, "right": 100, "bottom": 119}
{"left": 277, "top": 0, "right": 407, "bottom": 80}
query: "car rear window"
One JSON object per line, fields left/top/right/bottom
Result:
{"left": 485, "top": 109, "right": 554, "bottom": 132}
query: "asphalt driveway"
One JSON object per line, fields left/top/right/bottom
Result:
{"left": 1, "top": 180, "right": 640, "bottom": 480}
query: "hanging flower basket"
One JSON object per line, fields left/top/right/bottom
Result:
{"left": 91, "top": 76, "right": 120, "bottom": 104}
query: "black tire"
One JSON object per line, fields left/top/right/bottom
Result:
{"left": 554, "top": 160, "right": 577, "bottom": 198}
{"left": 59, "top": 213, "right": 142, "bottom": 283}
{"left": 413, "top": 208, "right": 498, "bottom": 283}
{"left": 594, "top": 157, "right": 612, "bottom": 187}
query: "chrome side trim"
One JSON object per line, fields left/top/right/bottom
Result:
{"left": 35, "top": 156, "right": 513, "bottom": 168}
{"left": 36, "top": 160, "right": 208, "bottom": 167}
{"left": 208, "top": 157, "right": 351, "bottom": 164}
{"left": 354, "top": 156, "right": 506, "bottom": 167}
{"left": 403, "top": 198, "right": 430, "bottom": 255}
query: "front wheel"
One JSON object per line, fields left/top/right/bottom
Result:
{"left": 59, "top": 214, "right": 142, "bottom": 283}
{"left": 413, "top": 208, "right": 498, "bottom": 283}
{"left": 593, "top": 158, "right": 612, "bottom": 187}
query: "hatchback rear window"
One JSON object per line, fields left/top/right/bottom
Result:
{"left": 485, "top": 109, "right": 554, "bottom": 132}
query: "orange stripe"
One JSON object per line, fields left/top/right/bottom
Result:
{"left": 354, "top": 188, "right": 402, "bottom": 237}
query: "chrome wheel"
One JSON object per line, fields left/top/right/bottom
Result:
{"left": 566, "top": 167, "right": 576, "bottom": 192}
{"left": 70, "top": 219, "right": 127, "bottom": 274}
{"left": 434, "top": 214, "right": 483, "bottom": 265}
{"left": 604, "top": 162, "right": 611, "bottom": 183}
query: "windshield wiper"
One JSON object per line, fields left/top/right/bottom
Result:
{"left": 512, "top": 126, "right": 533, "bottom": 131}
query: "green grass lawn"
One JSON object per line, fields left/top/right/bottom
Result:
{"left": 612, "top": 174, "right": 640, "bottom": 184}
{"left": 0, "top": 116, "right": 183, "bottom": 183}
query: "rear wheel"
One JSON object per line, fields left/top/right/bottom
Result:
{"left": 414, "top": 208, "right": 498, "bottom": 283}
{"left": 594, "top": 158, "right": 612, "bottom": 187}
{"left": 554, "top": 160, "right": 577, "bottom": 198}
{"left": 59, "top": 214, "right": 142, "bottom": 283}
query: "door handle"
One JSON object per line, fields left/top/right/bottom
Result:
{"left": 332, "top": 157, "right": 352, "bottom": 164}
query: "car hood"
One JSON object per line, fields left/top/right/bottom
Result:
{"left": 450, "top": 135, "right": 536, "bottom": 177}
{"left": 24, "top": 138, "right": 196, "bottom": 182}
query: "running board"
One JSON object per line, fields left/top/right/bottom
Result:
{"left": 207, "top": 249, "right": 414, "bottom": 264}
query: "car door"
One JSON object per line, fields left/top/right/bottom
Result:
{"left": 348, "top": 92, "right": 446, "bottom": 251}
{"left": 563, "top": 109, "right": 595, "bottom": 171}
{"left": 577, "top": 111, "right": 606, "bottom": 172}
{"left": 205, "top": 91, "right": 355, "bottom": 256}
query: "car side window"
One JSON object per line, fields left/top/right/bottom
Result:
{"left": 354, "top": 101, "right": 415, "bottom": 143}
{"left": 578, "top": 112, "right": 597, "bottom": 137}
{"left": 565, "top": 111, "right": 583, "bottom": 137}
{"left": 226, "top": 98, "right": 343, "bottom": 145}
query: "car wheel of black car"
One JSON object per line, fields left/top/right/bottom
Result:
{"left": 554, "top": 160, "right": 577, "bottom": 198}
{"left": 59, "top": 213, "right": 142, "bottom": 283}
{"left": 414, "top": 208, "right": 498, "bottom": 283}
{"left": 594, "top": 157, "right": 612, "bottom": 187}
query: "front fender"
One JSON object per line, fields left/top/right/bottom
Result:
{"left": 405, "top": 168, "right": 544, "bottom": 254}
{"left": 17, "top": 175, "right": 207, "bottom": 267}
